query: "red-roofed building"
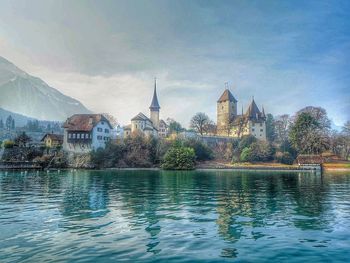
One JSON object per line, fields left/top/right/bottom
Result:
{"left": 62, "top": 114, "right": 113, "bottom": 153}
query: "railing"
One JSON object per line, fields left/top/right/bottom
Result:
{"left": 0, "top": 161, "right": 42, "bottom": 170}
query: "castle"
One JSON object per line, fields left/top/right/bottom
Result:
{"left": 124, "top": 79, "right": 168, "bottom": 138}
{"left": 216, "top": 89, "right": 266, "bottom": 140}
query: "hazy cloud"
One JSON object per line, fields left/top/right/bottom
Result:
{"left": 0, "top": 0, "right": 349, "bottom": 126}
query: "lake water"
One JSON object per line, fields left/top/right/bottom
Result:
{"left": 0, "top": 170, "right": 349, "bottom": 262}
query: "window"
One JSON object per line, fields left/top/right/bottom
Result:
{"left": 89, "top": 134, "right": 92, "bottom": 139}
{"left": 105, "top": 129, "right": 109, "bottom": 133}
{"left": 101, "top": 121, "right": 104, "bottom": 125}
{"left": 97, "top": 135, "right": 102, "bottom": 140}
{"left": 252, "top": 128, "right": 255, "bottom": 132}
{"left": 260, "top": 129, "right": 263, "bottom": 132}
{"left": 260, "top": 123, "right": 263, "bottom": 127}
{"left": 73, "top": 133, "right": 76, "bottom": 139}
{"left": 136, "top": 124, "right": 138, "bottom": 129}
{"left": 68, "top": 133, "right": 72, "bottom": 139}
{"left": 97, "top": 127, "right": 102, "bottom": 132}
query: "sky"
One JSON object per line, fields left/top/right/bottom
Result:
{"left": 0, "top": 0, "right": 349, "bottom": 127}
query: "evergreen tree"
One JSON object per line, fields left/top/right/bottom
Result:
{"left": 266, "top": 113, "right": 276, "bottom": 142}
{"left": 0, "top": 119, "right": 3, "bottom": 129}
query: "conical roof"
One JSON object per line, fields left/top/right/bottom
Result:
{"left": 149, "top": 79, "right": 160, "bottom": 110}
{"left": 217, "top": 89, "right": 237, "bottom": 103}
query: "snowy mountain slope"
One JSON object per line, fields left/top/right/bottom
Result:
{"left": 0, "top": 56, "right": 91, "bottom": 121}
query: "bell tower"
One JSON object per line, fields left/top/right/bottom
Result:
{"left": 149, "top": 78, "right": 160, "bottom": 129}
{"left": 217, "top": 85, "right": 237, "bottom": 135}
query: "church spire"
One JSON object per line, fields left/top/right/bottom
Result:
{"left": 149, "top": 77, "right": 160, "bottom": 111}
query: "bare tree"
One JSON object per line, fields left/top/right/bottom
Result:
{"left": 190, "top": 112, "right": 212, "bottom": 136}
{"left": 274, "top": 114, "right": 291, "bottom": 143}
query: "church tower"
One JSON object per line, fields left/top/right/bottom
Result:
{"left": 149, "top": 78, "right": 160, "bottom": 129}
{"left": 217, "top": 88, "right": 237, "bottom": 135}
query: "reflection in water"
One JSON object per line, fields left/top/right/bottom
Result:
{"left": 0, "top": 170, "right": 349, "bottom": 262}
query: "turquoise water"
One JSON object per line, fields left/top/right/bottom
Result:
{"left": 0, "top": 170, "right": 349, "bottom": 262}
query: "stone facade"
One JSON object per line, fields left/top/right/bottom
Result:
{"left": 216, "top": 89, "right": 266, "bottom": 140}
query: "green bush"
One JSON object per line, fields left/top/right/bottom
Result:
{"left": 239, "top": 141, "right": 274, "bottom": 162}
{"left": 184, "top": 139, "right": 213, "bottom": 161}
{"left": 3, "top": 140, "right": 15, "bottom": 149}
{"left": 161, "top": 146, "right": 196, "bottom": 170}
{"left": 240, "top": 147, "right": 252, "bottom": 162}
{"left": 238, "top": 135, "right": 257, "bottom": 152}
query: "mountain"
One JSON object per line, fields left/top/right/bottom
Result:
{"left": 0, "top": 107, "right": 36, "bottom": 127}
{"left": 0, "top": 56, "right": 91, "bottom": 121}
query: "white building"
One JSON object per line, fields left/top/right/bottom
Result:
{"left": 62, "top": 114, "right": 113, "bottom": 153}
{"left": 124, "top": 79, "right": 168, "bottom": 138}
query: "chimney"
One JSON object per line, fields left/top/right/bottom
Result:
{"left": 89, "top": 116, "right": 93, "bottom": 125}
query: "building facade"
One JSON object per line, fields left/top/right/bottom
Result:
{"left": 63, "top": 114, "right": 113, "bottom": 153}
{"left": 41, "top": 133, "right": 63, "bottom": 148}
{"left": 216, "top": 89, "right": 266, "bottom": 140}
{"left": 124, "top": 79, "right": 168, "bottom": 138}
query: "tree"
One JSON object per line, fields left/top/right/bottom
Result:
{"left": 14, "top": 132, "right": 32, "bottom": 147}
{"left": 266, "top": 113, "right": 276, "bottom": 142}
{"left": 167, "top": 118, "right": 184, "bottom": 134}
{"left": 343, "top": 121, "right": 350, "bottom": 135}
{"left": 274, "top": 114, "right": 290, "bottom": 143}
{"left": 0, "top": 119, "right": 3, "bottom": 129}
{"left": 5, "top": 115, "right": 13, "bottom": 130}
{"left": 161, "top": 146, "right": 196, "bottom": 170}
{"left": 289, "top": 112, "right": 329, "bottom": 154}
{"left": 238, "top": 135, "right": 257, "bottom": 152}
{"left": 296, "top": 106, "right": 331, "bottom": 131}
{"left": 184, "top": 138, "right": 213, "bottom": 161}
{"left": 190, "top": 112, "right": 212, "bottom": 136}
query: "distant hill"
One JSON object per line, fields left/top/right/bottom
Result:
{"left": 0, "top": 107, "right": 36, "bottom": 127}
{"left": 0, "top": 56, "right": 91, "bottom": 121}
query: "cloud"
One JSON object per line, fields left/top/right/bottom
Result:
{"left": 0, "top": 0, "right": 349, "bottom": 126}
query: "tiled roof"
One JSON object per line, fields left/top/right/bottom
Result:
{"left": 217, "top": 89, "right": 237, "bottom": 103}
{"left": 131, "top": 112, "right": 152, "bottom": 122}
{"left": 297, "top": 155, "right": 324, "bottom": 165}
{"left": 63, "top": 114, "right": 112, "bottom": 131}
{"left": 245, "top": 99, "right": 265, "bottom": 121}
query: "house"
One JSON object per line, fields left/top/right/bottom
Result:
{"left": 124, "top": 79, "right": 168, "bottom": 138}
{"left": 41, "top": 133, "right": 63, "bottom": 148}
{"left": 62, "top": 114, "right": 113, "bottom": 153}
{"left": 216, "top": 88, "right": 267, "bottom": 140}
{"left": 158, "top": 119, "right": 169, "bottom": 138}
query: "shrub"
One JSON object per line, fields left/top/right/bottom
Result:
{"left": 240, "top": 147, "right": 252, "bottom": 162}
{"left": 161, "top": 146, "right": 196, "bottom": 170}
{"left": 184, "top": 139, "right": 213, "bottom": 161}
{"left": 238, "top": 135, "right": 257, "bottom": 152}
{"left": 3, "top": 140, "right": 15, "bottom": 149}
{"left": 239, "top": 141, "right": 274, "bottom": 162}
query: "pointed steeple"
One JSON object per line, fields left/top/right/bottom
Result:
{"left": 262, "top": 105, "right": 266, "bottom": 118}
{"left": 149, "top": 78, "right": 160, "bottom": 111}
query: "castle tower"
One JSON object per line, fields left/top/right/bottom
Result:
{"left": 217, "top": 88, "right": 237, "bottom": 135}
{"left": 149, "top": 78, "right": 160, "bottom": 129}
